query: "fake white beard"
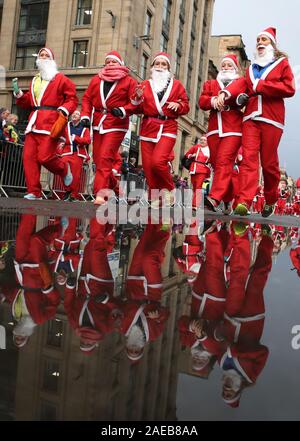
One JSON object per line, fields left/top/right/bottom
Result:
{"left": 254, "top": 44, "right": 275, "bottom": 67}
{"left": 13, "top": 316, "right": 37, "bottom": 337}
{"left": 191, "top": 347, "right": 212, "bottom": 369}
{"left": 126, "top": 324, "right": 146, "bottom": 349}
{"left": 151, "top": 67, "right": 171, "bottom": 93}
{"left": 36, "top": 58, "right": 58, "bottom": 81}
{"left": 217, "top": 69, "right": 239, "bottom": 83}
{"left": 222, "top": 369, "right": 243, "bottom": 393}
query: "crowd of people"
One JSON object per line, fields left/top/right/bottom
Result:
{"left": 0, "top": 26, "right": 297, "bottom": 217}
{"left": 0, "top": 108, "right": 21, "bottom": 144}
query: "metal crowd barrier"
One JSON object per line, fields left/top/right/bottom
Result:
{"left": 0, "top": 212, "right": 20, "bottom": 241}
{"left": 0, "top": 141, "right": 26, "bottom": 197}
{"left": 50, "top": 162, "right": 92, "bottom": 201}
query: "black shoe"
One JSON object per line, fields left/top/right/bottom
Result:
{"left": 63, "top": 191, "right": 71, "bottom": 201}
{"left": 204, "top": 196, "right": 219, "bottom": 212}
{"left": 261, "top": 204, "right": 275, "bottom": 218}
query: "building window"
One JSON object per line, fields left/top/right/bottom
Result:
{"left": 175, "top": 50, "right": 181, "bottom": 78}
{"left": 140, "top": 53, "right": 149, "bottom": 80}
{"left": 144, "top": 10, "right": 152, "bottom": 36}
{"left": 15, "top": 46, "right": 42, "bottom": 70}
{"left": 179, "top": 131, "right": 188, "bottom": 172}
{"left": 46, "top": 319, "right": 64, "bottom": 348}
{"left": 19, "top": 0, "right": 49, "bottom": 33}
{"left": 75, "top": 0, "right": 93, "bottom": 25}
{"left": 72, "top": 40, "right": 88, "bottom": 68}
{"left": 0, "top": 1, "right": 3, "bottom": 33}
{"left": 162, "top": 0, "right": 172, "bottom": 29}
{"left": 160, "top": 34, "right": 168, "bottom": 52}
{"left": 40, "top": 400, "right": 57, "bottom": 421}
{"left": 43, "top": 359, "right": 60, "bottom": 393}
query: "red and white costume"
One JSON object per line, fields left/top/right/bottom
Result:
{"left": 126, "top": 223, "right": 170, "bottom": 302}
{"left": 81, "top": 51, "right": 137, "bottom": 194}
{"left": 128, "top": 53, "right": 189, "bottom": 192}
{"left": 15, "top": 49, "right": 78, "bottom": 197}
{"left": 185, "top": 143, "right": 210, "bottom": 208}
{"left": 57, "top": 122, "right": 91, "bottom": 198}
{"left": 233, "top": 28, "right": 295, "bottom": 208}
{"left": 199, "top": 55, "right": 247, "bottom": 203}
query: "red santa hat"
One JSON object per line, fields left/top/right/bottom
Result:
{"left": 151, "top": 52, "right": 171, "bottom": 68}
{"left": 221, "top": 54, "right": 239, "bottom": 71}
{"left": 296, "top": 178, "right": 300, "bottom": 188}
{"left": 257, "top": 27, "right": 277, "bottom": 45}
{"left": 75, "top": 327, "right": 103, "bottom": 355}
{"left": 38, "top": 47, "right": 55, "bottom": 60}
{"left": 105, "top": 50, "right": 124, "bottom": 66}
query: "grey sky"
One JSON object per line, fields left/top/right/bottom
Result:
{"left": 211, "top": 0, "right": 299, "bottom": 178}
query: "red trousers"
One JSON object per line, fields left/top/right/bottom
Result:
{"left": 141, "top": 136, "right": 175, "bottom": 192}
{"left": 237, "top": 120, "right": 283, "bottom": 207}
{"left": 93, "top": 131, "right": 125, "bottom": 194}
{"left": 208, "top": 134, "right": 241, "bottom": 203}
{"left": 61, "top": 155, "right": 84, "bottom": 198}
{"left": 191, "top": 172, "right": 210, "bottom": 208}
{"left": 23, "top": 133, "right": 67, "bottom": 197}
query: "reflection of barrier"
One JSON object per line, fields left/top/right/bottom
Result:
{"left": 120, "top": 172, "right": 147, "bottom": 203}
{"left": 0, "top": 213, "right": 20, "bottom": 240}
{"left": 0, "top": 141, "right": 26, "bottom": 196}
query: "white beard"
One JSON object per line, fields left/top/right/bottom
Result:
{"left": 151, "top": 68, "right": 171, "bottom": 93}
{"left": 36, "top": 58, "right": 58, "bottom": 81}
{"left": 13, "top": 316, "right": 37, "bottom": 337}
{"left": 222, "top": 369, "right": 243, "bottom": 393}
{"left": 191, "top": 347, "right": 212, "bottom": 369}
{"left": 217, "top": 70, "right": 239, "bottom": 83}
{"left": 254, "top": 44, "right": 275, "bottom": 67}
{"left": 126, "top": 324, "right": 146, "bottom": 349}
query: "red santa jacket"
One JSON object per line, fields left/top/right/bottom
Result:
{"left": 199, "top": 77, "right": 247, "bottom": 137}
{"left": 185, "top": 144, "right": 210, "bottom": 175}
{"left": 58, "top": 122, "right": 91, "bottom": 160}
{"left": 16, "top": 72, "right": 78, "bottom": 135}
{"left": 117, "top": 301, "right": 169, "bottom": 342}
{"left": 81, "top": 74, "right": 137, "bottom": 133}
{"left": 5, "top": 287, "right": 60, "bottom": 325}
{"left": 232, "top": 58, "right": 295, "bottom": 129}
{"left": 127, "top": 78, "right": 189, "bottom": 142}
{"left": 290, "top": 243, "right": 300, "bottom": 274}
{"left": 219, "top": 344, "right": 269, "bottom": 384}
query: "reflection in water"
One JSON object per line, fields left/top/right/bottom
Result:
{"left": 0, "top": 213, "right": 299, "bottom": 420}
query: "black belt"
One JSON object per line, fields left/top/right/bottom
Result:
{"left": 33, "top": 106, "right": 58, "bottom": 111}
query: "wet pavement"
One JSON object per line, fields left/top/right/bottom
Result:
{"left": 0, "top": 202, "right": 299, "bottom": 421}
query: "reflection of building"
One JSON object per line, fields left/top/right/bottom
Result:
{"left": 209, "top": 34, "right": 250, "bottom": 75}
{"left": 0, "top": 0, "right": 215, "bottom": 173}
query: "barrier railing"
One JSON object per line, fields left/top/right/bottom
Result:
{"left": 0, "top": 141, "right": 26, "bottom": 196}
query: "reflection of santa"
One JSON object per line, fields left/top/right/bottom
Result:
{"left": 290, "top": 238, "right": 300, "bottom": 278}
{"left": 117, "top": 301, "right": 169, "bottom": 363}
{"left": 126, "top": 223, "right": 170, "bottom": 302}
{"left": 63, "top": 220, "right": 117, "bottom": 354}
{"left": 15, "top": 48, "right": 78, "bottom": 199}
{"left": 3, "top": 214, "right": 61, "bottom": 348}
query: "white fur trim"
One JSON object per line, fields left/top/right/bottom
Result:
{"left": 42, "top": 286, "right": 54, "bottom": 294}
{"left": 152, "top": 55, "right": 171, "bottom": 67}
{"left": 221, "top": 57, "right": 238, "bottom": 71}
{"left": 221, "top": 89, "right": 231, "bottom": 99}
{"left": 105, "top": 54, "right": 124, "bottom": 65}
{"left": 253, "top": 117, "right": 284, "bottom": 130}
{"left": 253, "top": 78, "right": 260, "bottom": 93}
{"left": 119, "top": 107, "right": 126, "bottom": 119}
{"left": 81, "top": 116, "right": 90, "bottom": 121}
{"left": 14, "top": 90, "right": 24, "bottom": 99}
{"left": 58, "top": 106, "right": 69, "bottom": 116}
{"left": 257, "top": 31, "right": 276, "bottom": 44}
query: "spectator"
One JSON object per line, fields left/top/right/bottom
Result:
{"left": 3, "top": 114, "right": 19, "bottom": 143}
{"left": 0, "top": 108, "right": 10, "bottom": 127}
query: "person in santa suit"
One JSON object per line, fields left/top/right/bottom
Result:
{"left": 126, "top": 223, "right": 171, "bottom": 303}
{"left": 2, "top": 214, "right": 62, "bottom": 348}
{"left": 63, "top": 219, "right": 117, "bottom": 354}
{"left": 182, "top": 135, "right": 211, "bottom": 209}
{"left": 116, "top": 300, "right": 169, "bottom": 363}
{"left": 57, "top": 110, "right": 91, "bottom": 201}
{"left": 252, "top": 185, "right": 265, "bottom": 214}
{"left": 275, "top": 178, "right": 290, "bottom": 215}
{"left": 199, "top": 54, "right": 247, "bottom": 214}
{"left": 48, "top": 217, "right": 84, "bottom": 286}
{"left": 290, "top": 238, "right": 300, "bottom": 278}
{"left": 80, "top": 51, "right": 137, "bottom": 205}
{"left": 13, "top": 48, "right": 78, "bottom": 200}
{"left": 123, "top": 52, "right": 190, "bottom": 208}
{"left": 292, "top": 180, "right": 300, "bottom": 217}
{"left": 233, "top": 27, "right": 295, "bottom": 218}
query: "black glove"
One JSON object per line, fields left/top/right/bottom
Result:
{"left": 111, "top": 107, "right": 124, "bottom": 117}
{"left": 66, "top": 275, "right": 77, "bottom": 288}
{"left": 236, "top": 93, "right": 249, "bottom": 107}
{"left": 80, "top": 118, "right": 90, "bottom": 128}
